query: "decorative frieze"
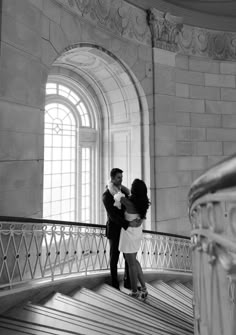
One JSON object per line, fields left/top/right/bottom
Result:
{"left": 148, "top": 8, "right": 236, "bottom": 61}
{"left": 54, "top": 0, "right": 151, "bottom": 45}
{"left": 179, "top": 26, "right": 236, "bottom": 61}
{"left": 53, "top": 0, "right": 236, "bottom": 61}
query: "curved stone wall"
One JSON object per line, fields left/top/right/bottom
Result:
{"left": 0, "top": 0, "right": 236, "bottom": 234}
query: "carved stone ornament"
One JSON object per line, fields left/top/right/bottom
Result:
{"left": 147, "top": 8, "right": 183, "bottom": 52}
{"left": 54, "top": 0, "right": 236, "bottom": 61}
{"left": 54, "top": 0, "right": 151, "bottom": 45}
{"left": 179, "top": 25, "right": 236, "bottom": 61}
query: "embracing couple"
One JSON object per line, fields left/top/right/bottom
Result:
{"left": 102, "top": 168, "right": 150, "bottom": 299}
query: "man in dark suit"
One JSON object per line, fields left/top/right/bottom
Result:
{"left": 102, "top": 168, "right": 141, "bottom": 290}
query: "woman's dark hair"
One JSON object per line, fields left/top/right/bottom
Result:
{"left": 130, "top": 179, "right": 150, "bottom": 219}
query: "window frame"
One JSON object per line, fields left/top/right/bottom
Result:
{"left": 43, "top": 78, "right": 98, "bottom": 223}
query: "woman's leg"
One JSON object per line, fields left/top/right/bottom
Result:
{"left": 124, "top": 253, "right": 138, "bottom": 292}
{"left": 136, "top": 260, "right": 148, "bottom": 298}
{"left": 136, "top": 260, "right": 146, "bottom": 287}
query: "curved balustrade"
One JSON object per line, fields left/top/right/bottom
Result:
{"left": 0, "top": 216, "right": 191, "bottom": 290}
{"left": 188, "top": 154, "right": 236, "bottom": 335}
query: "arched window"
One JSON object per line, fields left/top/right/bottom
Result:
{"left": 43, "top": 79, "right": 97, "bottom": 223}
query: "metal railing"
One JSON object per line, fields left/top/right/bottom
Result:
{"left": 188, "top": 154, "right": 236, "bottom": 335}
{"left": 0, "top": 216, "right": 191, "bottom": 290}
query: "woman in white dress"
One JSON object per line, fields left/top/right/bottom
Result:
{"left": 114, "top": 179, "right": 150, "bottom": 299}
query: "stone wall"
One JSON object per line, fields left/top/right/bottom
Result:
{"left": 1, "top": 0, "right": 236, "bottom": 236}
{"left": 154, "top": 52, "right": 236, "bottom": 235}
{"left": 0, "top": 0, "right": 152, "bottom": 220}
{"left": 0, "top": 0, "right": 46, "bottom": 217}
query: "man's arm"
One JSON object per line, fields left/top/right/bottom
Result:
{"left": 129, "top": 219, "right": 142, "bottom": 228}
{"left": 103, "top": 193, "right": 129, "bottom": 230}
{"left": 119, "top": 197, "right": 143, "bottom": 228}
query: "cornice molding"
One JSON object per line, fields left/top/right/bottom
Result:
{"left": 53, "top": 0, "right": 236, "bottom": 61}
{"left": 148, "top": 8, "right": 236, "bottom": 61}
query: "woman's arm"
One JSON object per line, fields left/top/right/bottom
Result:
{"left": 114, "top": 193, "right": 142, "bottom": 227}
{"left": 120, "top": 196, "right": 131, "bottom": 208}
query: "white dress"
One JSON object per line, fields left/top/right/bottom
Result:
{"left": 119, "top": 212, "right": 143, "bottom": 253}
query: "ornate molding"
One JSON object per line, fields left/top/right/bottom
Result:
{"left": 54, "top": 0, "right": 151, "bottom": 45}
{"left": 147, "top": 8, "right": 183, "bottom": 52}
{"left": 147, "top": 8, "right": 236, "bottom": 61}
{"left": 179, "top": 25, "right": 236, "bottom": 61}
{"left": 53, "top": 0, "right": 236, "bottom": 61}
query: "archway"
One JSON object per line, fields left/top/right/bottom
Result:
{"left": 43, "top": 44, "right": 149, "bottom": 226}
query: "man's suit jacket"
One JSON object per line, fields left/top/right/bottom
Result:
{"left": 102, "top": 189, "right": 129, "bottom": 240}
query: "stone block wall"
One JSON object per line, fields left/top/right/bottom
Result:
{"left": 1, "top": 0, "right": 236, "bottom": 237}
{"left": 0, "top": 0, "right": 46, "bottom": 217}
{"left": 154, "top": 51, "right": 236, "bottom": 235}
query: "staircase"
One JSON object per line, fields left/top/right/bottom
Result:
{"left": 0, "top": 279, "right": 193, "bottom": 335}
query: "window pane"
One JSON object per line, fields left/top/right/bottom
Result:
{"left": 58, "top": 85, "right": 70, "bottom": 98}
{"left": 80, "top": 102, "right": 86, "bottom": 115}
{"left": 52, "top": 201, "right": 61, "bottom": 215}
{"left": 61, "top": 213, "right": 70, "bottom": 220}
{"left": 84, "top": 115, "right": 90, "bottom": 127}
{"left": 53, "top": 148, "right": 62, "bottom": 160}
{"left": 70, "top": 91, "right": 80, "bottom": 103}
{"left": 62, "top": 199, "right": 70, "bottom": 212}
{"left": 62, "top": 136, "right": 71, "bottom": 148}
{"left": 44, "top": 161, "right": 51, "bottom": 174}
{"left": 44, "top": 174, "right": 51, "bottom": 187}
{"left": 68, "top": 92, "right": 79, "bottom": 105}
{"left": 61, "top": 187, "right": 71, "bottom": 199}
{"left": 62, "top": 173, "right": 71, "bottom": 186}
{"left": 46, "top": 83, "right": 57, "bottom": 95}
{"left": 76, "top": 103, "right": 90, "bottom": 127}
{"left": 80, "top": 147, "right": 91, "bottom": 222}
{"left": 52, "top": 161, "right": 61, "bottom": 174}
{"left": 43, "top": 189, "right": 51, "bottom": 203}
{"left": 70, "top": 201, "right": 75, "bottom": 211}
{"left": 44, "top": 134, "right": 52, "bottom": 147}
{"left": 53, "top": 134, "right": 62, "bottom": 147}
{"left": 43, "top": 202, "right": 51, "bottom": 217}
{"left": 44, "top": 148, "right": 52, "bottom": 161}
{"left": 52, "top": 174, "right": 61, "bottom": 187}
{"left": 62, "top": 161, "right": 71, "bottom": 173}
{"left": 62, "top": 148, "right": 72, "bottom": 160}
{"left": 52, "top": 187, "right": 61, "bottom": 201}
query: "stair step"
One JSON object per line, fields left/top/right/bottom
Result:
{"left": 5, "top": 303, "right": 139, "bottom": 335}
{"left": 70, "top": 287, "right": 193, "bottom": 334}
{"left": 95, "top": 284, "right": 193, "bottom": 332}
{"left": 0, "top": 316, "right": 75, "bottom": 335}
{"left": 184, "top": 281, "right": 193, "bottom": 290}
{"left": 150, "top": 280, "right": 193, "bottom": 306}
{"left": 168, "top": 281, "right": 193, "bottom": 299}
{"left": 1, "top": 276, "right": 194, "bottom": 335}
{"left": 143, "top": 294, "right": 193, "bottom": 324}
{"left": 146, "top": 283, "right": 193, "bottom": 316}
{"left": 43, "top": 292, "right": 153, "bottom": 335}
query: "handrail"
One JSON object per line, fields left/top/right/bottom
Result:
{"left": 188, "top": 155, "right": 236, "bottom": 335}
{"left": 143, "top": 229, "right": 190, "bottom": 240}
{"left": 0, "top": 217, "right": 191, "bottom": 289}
{"left": 188, "top": 153, "right": 236, "bottom": 208}
{"left": 0, "top": 216, "right": 190, "bottom": 240}
{"left": 0, "top": 216, "right": 105, "bottom": 229}
{"left": 191, "top": 229, "right": 236, "bottom": 254}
